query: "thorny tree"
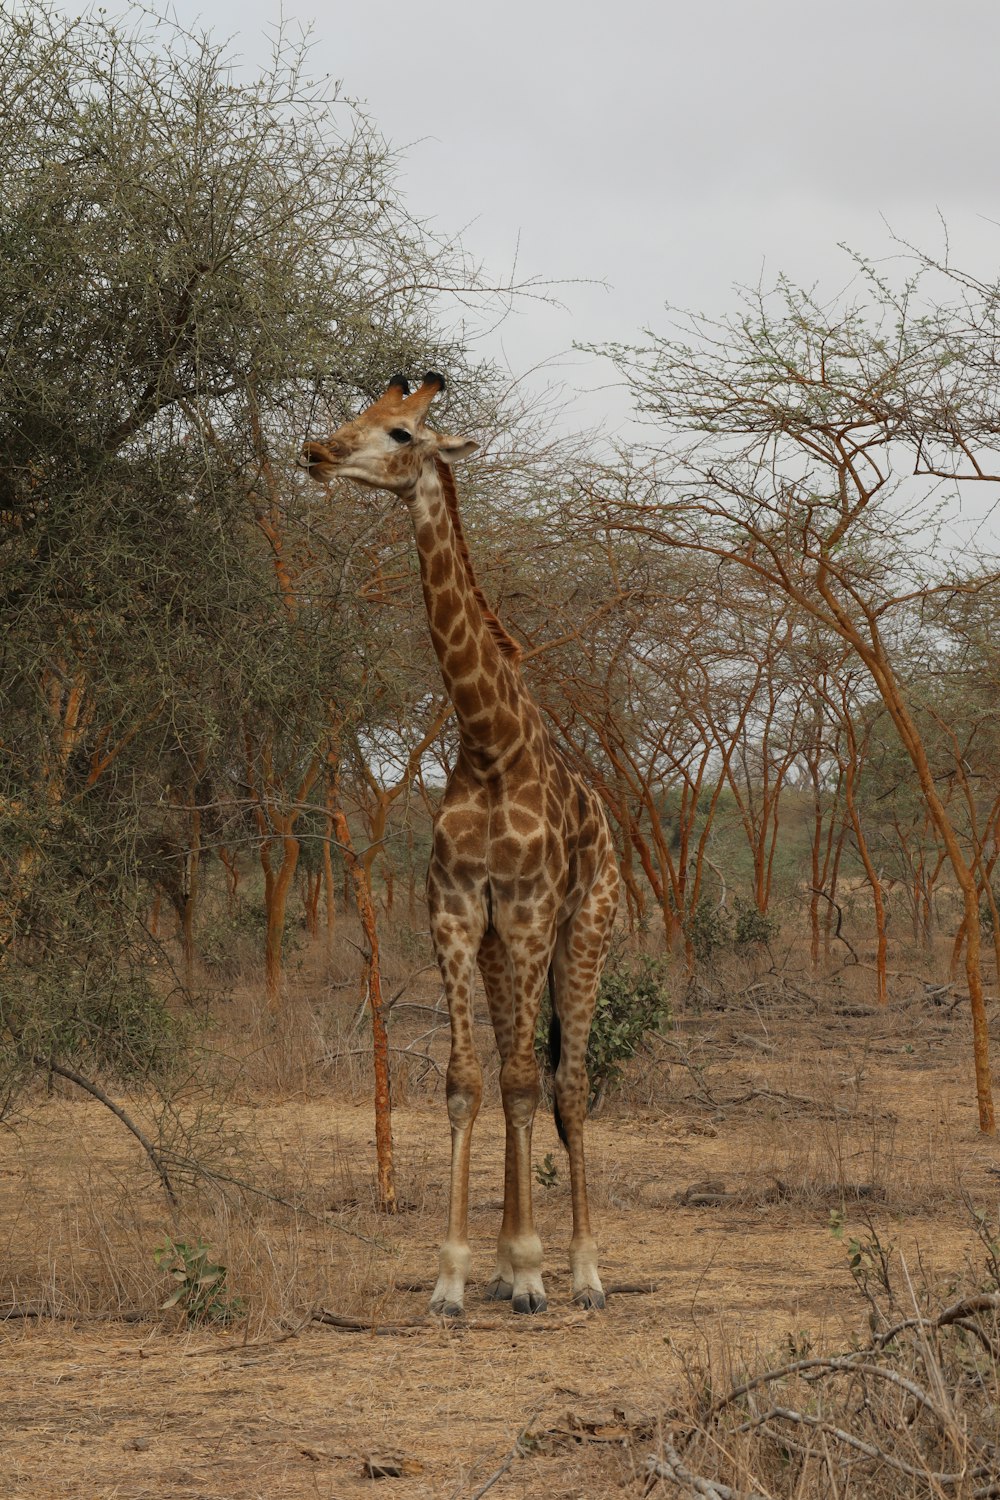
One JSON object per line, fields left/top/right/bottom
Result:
{"left": 596, "top": 256, "right": 1000, "bottom": 1132}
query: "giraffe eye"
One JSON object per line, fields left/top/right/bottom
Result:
{"left": 388, "top": 428, "right": 412, "bottom": 444}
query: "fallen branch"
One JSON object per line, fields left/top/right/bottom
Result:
{"left": 184, "top": 1305, "right": 317, "bottom": 1358}
{"left": 0, "top": 1303, "right": 148, "bottom": 1324}
{"left": 313, "top": 1307, "right": 590, "bottom": 1335}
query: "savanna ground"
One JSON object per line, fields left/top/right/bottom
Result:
{"left": 2, "top": 913, "right": 1000, "bottom": 1499}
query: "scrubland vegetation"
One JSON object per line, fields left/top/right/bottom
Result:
{"left": 2, "top": 5, "right": 999, "bottom": 1495}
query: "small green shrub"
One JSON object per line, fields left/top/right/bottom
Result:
{"left": 154, "top": 1237, "right": 244, "bottom": 1325}
{"left": 732, "top": 898, "right": 779, "bottom": 948}
{"left": 684, "top": 896, "right": 778, "bottom": 964}
{"left": 536, "top": 955, "right": 672, "bottom": 1112}
{"left": 197, "top": 897, "right": 298, "bottom": 975}
{"left": 686, "top": 897, "right": 731, "bottom": 963}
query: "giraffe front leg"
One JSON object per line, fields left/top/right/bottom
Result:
{"left": 495, "top": 935, "right": 552, "bottom": 1315}
{"left": 476, "top": 929, "right": 516, "bottom": 1302}
{"left": 429, "top": 1058, "right": 482, "bottom": 1316}
{"left": 428, "top": 914, "right": 484, "bottom": 1319}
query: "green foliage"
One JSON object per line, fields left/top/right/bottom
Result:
{"left": 684, "top": 896, "right": 777, "bottom": 966}
{"left": 154, "top": 1237, "right": 244, "bottom": 1325}
{"left": 585, "top": 957, "right": 672, "bottom": 1105}
{"left": 295, "top": 808, "right": 329, "bottom": 879}
{"left": 0, "top": 808, "right": 181, "bottom": 1096}
{"left": 196, "top": 897, "right": 297, "bottom": 976}
{"left": 536, "top": 954, "right": 672, "bottom": 1111}
{"left": 0, "top": 0, "right": 505, "bottom": 1091}
{"left": 732, "top": 898, "right": 779, "bottom": 948}
{"left": 686, "top": 897, "right": 731, "bottom": 963}
{"left": 534, "top": 1152, "right": 559, "bottom": 1189}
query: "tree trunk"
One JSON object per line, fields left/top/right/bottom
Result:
{"left": 810, "top": 787, "right": 824, "bottom": 971}
{"left": 219, "top": 845, "right": 240, "bottom": 912}
{"left": 825, "top": 822, "right": 848, "bottom": 960}
{"left": 856, "top": 647, "right": 994, "bottom": 1130}
{"left": 245, "top": 738, "right": 321, "bottom": 1015}
{"left": 844, "top": 742, "right": 887, "bottom": 1006}
{"left": 179, "top": 754, "right": 207, "bottom": 989}
{"left": 263, "top": 832, "right": 300, "bottom": 1014}
{"left": 300, "top": 868, "right": 321, "bottom": 940}
{"left": 322, "top": 814, "right": 337, "bottom": 956}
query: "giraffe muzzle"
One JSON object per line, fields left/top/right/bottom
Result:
{"left": 300, "top": 440, "right": 344, "bottom": 475}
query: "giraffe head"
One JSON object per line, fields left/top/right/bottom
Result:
{"left": 301, "top": 372, "right": 477, "bottom": 494}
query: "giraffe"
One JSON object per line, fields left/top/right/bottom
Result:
{"left": 302, "top": 373, "right": 619, "bottom": 1315}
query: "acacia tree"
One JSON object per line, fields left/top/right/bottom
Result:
{"left": 598, "top": 260, "right": 1000, "bottom": 1132}
{"left": 0, "top": 0, "right": 536, "bottom": 1195}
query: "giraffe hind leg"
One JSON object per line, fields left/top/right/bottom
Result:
{"left": 552, "top": 860, "right": 619, "bottom": 1308}
{"left": 477, "top": 929, "right": 515, "bottom": 1302}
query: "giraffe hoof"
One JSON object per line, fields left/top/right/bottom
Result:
{"left": 429, "top": 1299, "right": 465, "bottom": 1318}
{"left": 511, "top": 1291, "right": 547, "bottom": 1315}
{"left": 573, "top": 1286, "right": 606, "bottom": 1311}
{"left": 484, "top": 1277, "right": 513, "bottom": 1302}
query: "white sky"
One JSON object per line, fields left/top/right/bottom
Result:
{"left": 87, "top": 0, "right": 1000, "bottom": 448}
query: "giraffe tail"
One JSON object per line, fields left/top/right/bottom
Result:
{"left": 547, "top": 966, "right": 569, "bottom": 1149}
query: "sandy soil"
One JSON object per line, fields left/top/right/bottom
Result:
{"left": 2, "top": 988, "right": 998, "bottom": 1498}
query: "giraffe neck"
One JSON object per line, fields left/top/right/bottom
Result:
{"left": 407, "top": 459, "right": 527, "bottom": 771}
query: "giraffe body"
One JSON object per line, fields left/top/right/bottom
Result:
{"left": 303, "top": 374, "right": 619, "bottom": 1314}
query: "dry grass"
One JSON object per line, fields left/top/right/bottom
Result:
{"left": 2, "top": 915, "right": 1000, "bottom": 1497}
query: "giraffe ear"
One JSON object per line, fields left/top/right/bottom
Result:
{"left": 436, "top": 437, "right": 478, "bottom": 466}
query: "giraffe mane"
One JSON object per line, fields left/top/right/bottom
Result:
{"left": 434, "top": 457, "right": 522, "bottom": 665}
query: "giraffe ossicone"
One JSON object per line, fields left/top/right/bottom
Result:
{"left": 303, "top": 374, "right": 620, "bottom": 1316}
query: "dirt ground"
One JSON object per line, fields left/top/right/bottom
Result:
{"left": 2, "top": 981, "right": 999, "bottom": 1498}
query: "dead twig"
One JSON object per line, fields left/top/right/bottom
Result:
{"left": 734, "top": 1403, "right": 989, "bottom": 1486}
{"left": 184, "top": 1305, "right": 317, "bottom": 1358}
{"left": 645, "top": 1441, "right": 766, "bottom": 1499}
{"left": 318, "top": 1044, "right": 445, "bottom": 1078}
{"left": 453, "top": 1408, "right": 542, "bottom": 1500}
{"left": 808, "top": 887, "right": 858, "bottom": 963}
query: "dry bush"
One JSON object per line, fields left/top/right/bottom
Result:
{"left": 0, "top": 1087, "right": 400, "bottom": 1335}
{"left": 643, "top": 1216, "right": 1000, "bottom": 1499}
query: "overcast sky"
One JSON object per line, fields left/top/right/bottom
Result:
{"left": 96, "top": 0, "right": 1000, "bottom": 439}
